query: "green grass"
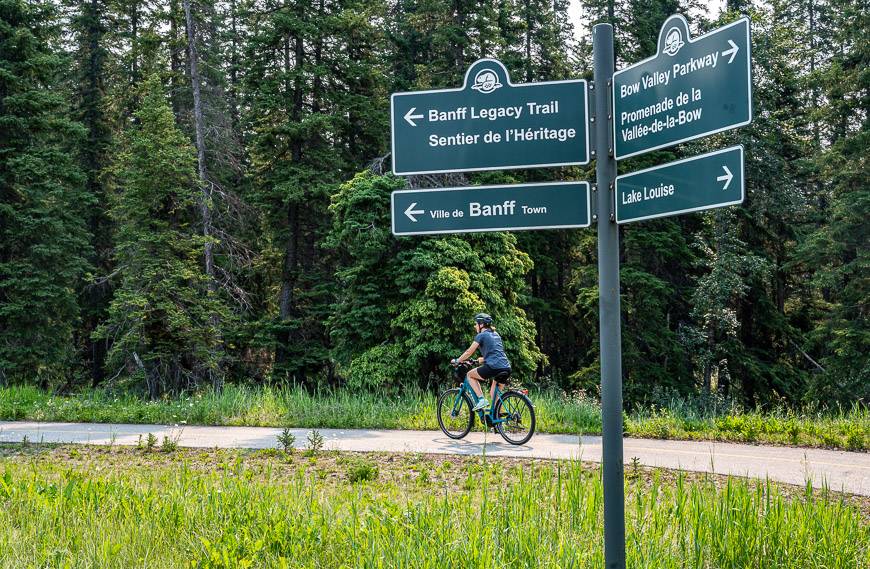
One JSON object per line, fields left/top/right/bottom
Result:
{"left": 0, "top": 445, "right": 865, "bottom": 568}
{"left": 0, "top": 384, "right": 866, "bottom": 450}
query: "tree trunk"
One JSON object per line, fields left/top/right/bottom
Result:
{"left": 452, "top": 0, "right": 465, "bottom": 76}
{"left": 525, "top": 0, "right": 532, "bottom": 82}
{"left": 130, "top": 1, "right": 138, "bottom": 82}
{"left": 228, "top": 0, "right": 240, "bottom": 131}
{"left": 275, "top": 7, "right": 304, "bottom": 373}
{"left": 169, "top": 0, "right": 183, "bottom": 119}
{"left": 702, "top": 324, "right": 715, "bottom": 395}
{"left": 183, "top": 0, "right": 223, "bottom": 391}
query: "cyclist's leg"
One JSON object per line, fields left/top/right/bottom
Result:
{"left": 489, "top": 380, "right": 501, "bottom": 402}
{"left": 466, "top": 367, "right": 486, "bottom": 399}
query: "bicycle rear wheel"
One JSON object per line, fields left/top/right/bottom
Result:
{"left": 437, "top": 387, "right": 474, "bottom": 439}
{"left": 494, "top": 391, "right": 536, "bottom": 445}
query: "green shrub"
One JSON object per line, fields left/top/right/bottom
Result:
{"left": 843, "top": 426, "right": 865, "bottom": 451}
{"left": 161, "top": 435, "right": 179, "bottom": 453}
{"left": 346, "top": 459, "right": 378, "bottom": 484}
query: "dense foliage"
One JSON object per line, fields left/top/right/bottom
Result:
{"left": 0, "top": 0, "right": 866, "bottom": 408}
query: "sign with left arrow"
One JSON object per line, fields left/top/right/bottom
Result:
{"left": 391, "top": 181, "right": 591, "bottom": 236}
{"left": 391, "top": 58, "right": 589, "bottom": 176}
{"left": 615, "top": 145, "right": 744, "bottom": 224}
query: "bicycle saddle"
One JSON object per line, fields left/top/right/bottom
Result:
{"left": 493, "top": 371, "right": 511, "bottom": 383}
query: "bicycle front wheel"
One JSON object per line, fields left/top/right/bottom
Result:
{"left": 437, "top": 387, "right": 474, "bottom": 439}
{"left": 494, "top": 391, "right": 536, "bottom": 445}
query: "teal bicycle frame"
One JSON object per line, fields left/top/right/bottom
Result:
{"left": 454, "top": 376, "right": 509, "bottom": 429}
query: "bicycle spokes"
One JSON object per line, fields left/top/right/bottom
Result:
{"left": 495, "top": 391, "right": 536, "bottom": 445}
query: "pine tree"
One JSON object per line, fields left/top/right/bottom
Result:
{"left": 96, "top": 76, "right": 225, "bottom": 396}
{"left": 71, "top": 0, "right": 115, "bottom": 386}
{"left": 0, "top": 0, "right": 92, "bottom": 387}
{"left": 796, "top": 0, "right": 869, "bottom": 404}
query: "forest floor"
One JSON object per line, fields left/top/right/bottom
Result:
{"left": 0, "top": 384, "right": 866, "bottom": 451}
{"left": 0, "top": 443, "right": 866, "bottom": 568}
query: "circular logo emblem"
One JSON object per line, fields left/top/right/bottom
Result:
{"left": 471, "top": 69, "right": 503, "bottom": 94}
{"left": 663, "top": 27, "right": 685, "bottom": 56}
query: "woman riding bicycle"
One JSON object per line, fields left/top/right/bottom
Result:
{"left": 454, "top": 313, "right": 511, "bottom": 411}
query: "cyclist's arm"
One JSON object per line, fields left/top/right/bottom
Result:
{"left": 457, "top": 342, "right": 480, "bottom": 363}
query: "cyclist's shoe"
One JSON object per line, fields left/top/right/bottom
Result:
{"left": 471, "top": 398, "right": 489, "bottom": 412}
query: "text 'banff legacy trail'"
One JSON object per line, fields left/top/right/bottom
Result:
{"left": 391, "top": 59, "right": 589, "bottom": 175}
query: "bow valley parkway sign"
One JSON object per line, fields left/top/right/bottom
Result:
{"left": 613, "top": 15, "right": 751, "bottom": 159}
{"left": 390, "top": 59, "right": 589, "bottom": 175}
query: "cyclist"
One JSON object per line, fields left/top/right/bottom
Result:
{"left": 454, "top": 313, "right": 512, "bottom": 411}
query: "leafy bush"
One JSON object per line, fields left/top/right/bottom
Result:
{"left": 346, "top": 459, "right": 378, "bottom": 484}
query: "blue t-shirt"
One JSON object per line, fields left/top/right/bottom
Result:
{"left": 475, "top": 329, "right": 511, "bottom": 369}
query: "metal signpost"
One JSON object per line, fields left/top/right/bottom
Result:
{"left": 388, "top": 16, "right": 752, "bottom": 569}
{"left": 592, "top": 23, "right": 626, "bottom": 569}
{"left": 391, "top": 182, "right": 590, "bottom": 236}
{"left": 615, "top": 145, "right": 744, "bottom": 224}
{"left": 612, "top": 15, "right": 751, "bottom": 159}
{"left": 391, "top": 59, "right": 589, "bottom": 175}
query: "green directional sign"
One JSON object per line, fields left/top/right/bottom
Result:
{"left": 391, "top": 182, "right": 590, "bottom": 236}
{"left": 613, "top": 16, "right": 751, "bottom": 159}
{"left": 615, "top": 145, "right": 744, "bottom": 224}
{"left": 391, "top": 59, "right": 589, "bottom": 176}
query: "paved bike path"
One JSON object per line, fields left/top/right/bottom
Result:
{"left": 1, "top": 421, "right": 867, "bottom": 496}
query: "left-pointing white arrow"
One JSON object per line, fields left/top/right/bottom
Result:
{"left": 721, "top": 40, "right": 739, "bottom": 64}
{"left": 716, "top": 165, "right": 733, "bottom": 190}
{"left": 404, "top": 107, "right": 425, "bottom": 127}
{"left": 404, "top": 202, "right": 425, "bottom": 222}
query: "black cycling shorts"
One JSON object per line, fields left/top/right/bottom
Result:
{"left": 477, "top": 364, "right": 511, "bottom": 381}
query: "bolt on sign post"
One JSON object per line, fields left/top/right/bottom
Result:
{"left": 390, "top": 59, "right": 589, "bottom": 175}
{"left": 391, "top": 182, "right": 591, "bottom": 236}
{"left": 612, "top": 15, "right": 751, "bottom": 159}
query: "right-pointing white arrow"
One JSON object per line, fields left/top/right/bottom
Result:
{"left": 722, "top": 40, "right": 739, "bottom": 64}
{"left": 404, "top": 107, "right": 425, "bottom": 127}
{"left": 404, "top": 202, "right": 425, "bottom": 222}
{"left": 717, "top": 165, "right": 733, "bottom": 190}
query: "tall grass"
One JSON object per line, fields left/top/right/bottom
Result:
{"left": 0, "top": 384, "right": 866, "bottom": 450}
{"left": 0, "top": 451, "right": 865, "bottom": 568}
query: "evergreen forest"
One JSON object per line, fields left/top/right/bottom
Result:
{"left": 0, "top": 0, "right": 866, "bottom": 409}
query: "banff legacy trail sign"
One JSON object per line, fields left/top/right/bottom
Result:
{"left": 390, "top": 59, "right": 589, "bottom": 175}
{"left": 613, "top": 15, "right": 751, "bottom": 159}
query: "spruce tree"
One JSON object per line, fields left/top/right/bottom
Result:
{"left": 71, "top": 0, "right": 115, "bottom": 386}
{"left": 96, "top": 76, "right": 225, "bottom": 396}
{"left": 796, "top": 0, "right": 869, "bottom": 404}
{"left": 0, "top": 0, "right": 92, "bottom": 386}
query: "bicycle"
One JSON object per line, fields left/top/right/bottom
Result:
{"left": 437, "top": 360, "right": 536, "bottom": 445}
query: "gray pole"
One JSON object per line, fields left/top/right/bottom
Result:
{"left": 593, "top": 23, "right": 626, "bottom": 569}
